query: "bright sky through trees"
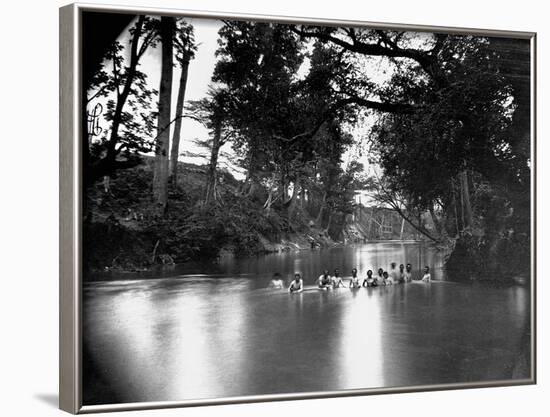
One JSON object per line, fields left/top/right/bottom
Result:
{"left": 88, "top": 18, "right": 444, "bottom": 180}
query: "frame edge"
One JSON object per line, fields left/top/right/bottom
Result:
{"left": 63, "top": 3, "right": 536, "bottom": 413}
{"left": 60, "top": 3, "right": 79, "bottom": 414}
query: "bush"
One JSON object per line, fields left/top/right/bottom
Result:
{"left": 446, "top": 230, "right": 530, "bottom": 282}
{"left": 83, "top": 218, "right": 157, "bottom": 271}
{"left": 83, "top": 161, "right": 342, "bottom": 272}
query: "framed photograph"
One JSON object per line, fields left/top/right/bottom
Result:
{"left": 59, "top": 2, "right": 536, "bottom": 413}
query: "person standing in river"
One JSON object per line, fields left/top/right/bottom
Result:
{"left": 317, "top": 270, "right": 333, "bottom": 289}
{"left": 404, "top": 263, "right": 413, "bottom": 283}
{"left": 349, "top": 268, "right": 361, "bottom": 289}
{"left": 421, "top": 266, "right": 432, "bottom": 282}
{"left": 363, "top": 270, "right": 376, "bottom": 287}
{"left": 289, "top": 273, "right": 304, "bottom": 293}
{"left": 332, "top": 269, "right": 346, "bottom": 288}
{"left": 268, "top": 272, "right": 284, "bottom": 289}
{"left": 382, "top": 271, "right": 393, "bottom": 285}
{"left": 389, "top": 262, "right": 400, "bottom": 283}
{"left": 398, "top": 264, "right": 406, "bottom": 283}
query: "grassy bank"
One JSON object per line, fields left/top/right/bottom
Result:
{"left": 83, "top": 159, "right": 341, "bottom": 274}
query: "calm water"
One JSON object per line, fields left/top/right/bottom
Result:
{"left": 83, "top": 242, "right": 531, "bottom": 405}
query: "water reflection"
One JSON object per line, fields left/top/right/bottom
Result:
{"left": 87, "top": 241, "right": 444, "bottom": 285}
{"left": 83, "top": 243, "right": 530, "bottom": 405}
{"left": 338, "top": 289, "right": 384, "bottom": 388}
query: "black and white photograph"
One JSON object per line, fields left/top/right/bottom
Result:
{"left": 77, "top": 7, "right": 533, "bottom": 408}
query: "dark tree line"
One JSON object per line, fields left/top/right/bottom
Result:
{"left": 293, "top": 27, "right": 530, "bottom": 278}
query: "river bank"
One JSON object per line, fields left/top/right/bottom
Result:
{"left": 86, "top": 241, "right": 441, "bottom": 282}
{"left": 83, "top": 160, "right": 528, "bottom": 284}
{"left": 84, "top": 213, "right": 344, "bottom": 275}
{"left": 84, "top": 160, "right": 359, "bottom": 275}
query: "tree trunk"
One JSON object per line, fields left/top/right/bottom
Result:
{"left": 86, "top": 15, "right": 147, "bottom": 188}
{"left": 460, "top": 170, "right": 473, "bottom": 229}
{"left": 246, "top": 180, "right": 260, "bottom": 198}
{"left": 280, "top": 172, "right": 289, "bottom": 204}
{"left": 152, "top": 17, "right": 175, "bottom": 212}
{"left": 243, "top": 142, "right": 261, "bottom": 198}
{"left": 451, "top": 180, "right": 460, "bottom": 237}
{"left": 316, "top": 192, "right": 327, "bottom": 225}
{"left": 429, "top": 204, "right": 444, "bottom": 237}
{"left": 365, "top": 208, "right": 373, "bottom": 238}
{"left": 204, "top": 117, "right": 222, "bottom": 205}
{"left": 169, "top": 59, "right": 190, "bottom": 187}
{"left": 287, "top": 174, "right": 301, "bottom": 218}
{"left": 263, "top": 188, "right": 274, "bottom": 212}
{"left": 324, "top": 212, "right": 333, "bottom": 235}
{"left": 106, "top": 16, "right": 145, "bottom": 161}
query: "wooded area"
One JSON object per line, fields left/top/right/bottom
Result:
{"left": 82, "top": 14, "right": 531, "bottom": 282}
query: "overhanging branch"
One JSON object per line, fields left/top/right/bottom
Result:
{"left": 293, "top": 26, "right": 438, "bottom": 79}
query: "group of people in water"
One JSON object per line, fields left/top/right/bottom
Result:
{"left": 268, "top": 262, "right": 432, "bottom": 293}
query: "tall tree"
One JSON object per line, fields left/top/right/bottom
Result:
{"left": 169, "top": 21, "right": 197, "bottom": 187}
{"left": 85, "top": 15, "right": 159, "bottom": 185}
{"left": 213, "top": 23, "right": 358, "bottom": 221}
{"left": 213, "top": 21, "right": 306, "bottom": 198}
{"left": 152, "top": 16, "right": 175, "bottom": 211}
{"left": 203, "top": 90, "right": 234, "bottom": 205}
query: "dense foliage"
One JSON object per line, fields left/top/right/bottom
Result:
{"left": 83, "top": 17, "right": 531, "bottom": 281}
{"left": 364, "top": 35, "right": 531, "bottom": 280}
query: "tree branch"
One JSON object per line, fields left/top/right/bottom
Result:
{"left": 375, "top": 178, "right": 440, "bottom": 242}
{"left": 337, "top": 96, "right": 417, "bottom": 114}
{"left": 293, "top": 26, "right": 438, "bottom": 78}
{"left": 86, "top": 85, "right": 108, "bottom": 104}
{"left": 153, "top": 113, "right": 205, "bottom": 143}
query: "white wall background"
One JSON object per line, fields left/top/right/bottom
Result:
{"left": 0, "top": 0, "right": 547, "bottom": 415}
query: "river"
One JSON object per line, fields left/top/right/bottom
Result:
{"left": 83, "top": 241, "right": 531, "bottom": 405}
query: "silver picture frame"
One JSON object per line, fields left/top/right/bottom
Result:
{"left": 59, "top": 2, "right": 537, "bottom": 413}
